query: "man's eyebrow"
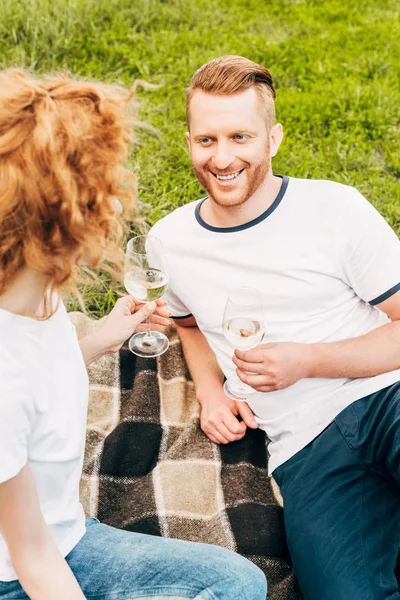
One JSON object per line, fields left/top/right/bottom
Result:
{"left": 193, "top": 133, "right": 214, "bottom": 140}
{"left": 231, "top": 129, "right": 258, "bottom": 136}
{"left": 193, "top": 129, "right": 257, "bottom": 140}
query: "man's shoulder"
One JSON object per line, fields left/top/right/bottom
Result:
{"left": 150, "top": 198, "right": 204, "bottom": 237}
{"left": 289, "top": 176, "right": 364, "bottom": 213}
{"left": 291, "top": 176, "right": 358, "bottom": 196}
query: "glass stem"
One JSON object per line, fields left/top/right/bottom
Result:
{"left": 144, "top": 312, "right": 152, "bottom": 338}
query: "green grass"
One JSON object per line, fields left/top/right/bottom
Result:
{"left": 1, "top": 0, "right": 399, "bottom": 316}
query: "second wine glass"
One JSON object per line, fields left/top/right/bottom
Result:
{"left": 124, "top": 235, "right": 169, "bottom": 357}
{"left": 222, "top": 286, "right": 265, "bottom": 401}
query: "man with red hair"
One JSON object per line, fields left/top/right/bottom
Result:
{"left": 151, "top": 55, "right": 400, "bottom": 600}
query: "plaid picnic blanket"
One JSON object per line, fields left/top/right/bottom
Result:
{"left": 70, "top": 311, "right": 302, "bottom": 600}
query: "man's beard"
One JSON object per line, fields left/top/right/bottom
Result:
{"left": 193, "top": 151, "right": 270, "bottom": 209}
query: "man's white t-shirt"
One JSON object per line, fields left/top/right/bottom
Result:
{"left": 0, "top": 301, "right": 88, "bottom": 581}
{"left": 150, "top": 176, "right": 400, "bottom": 474}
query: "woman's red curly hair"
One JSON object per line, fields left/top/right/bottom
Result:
{"left": 0, "top": 69, "right": 136, "bottom": 316}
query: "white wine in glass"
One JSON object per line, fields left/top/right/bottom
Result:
{"left": 223, "top": 318, "right": 265, "bottom": 350}
{"left": 124, "top": 268, "right": 168, "bottom": 303}
{"left": 124, "top": 235, "right": 170, "bottom": 357}
{"left": 222, "top": 287, "right": 265, "bottom": 401}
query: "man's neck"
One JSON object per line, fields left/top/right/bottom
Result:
{"left": 0, "top": 267, "right": 48, "bottom": 318}
{"left": 200, "top": 172, "right": 283, "bottom": 229}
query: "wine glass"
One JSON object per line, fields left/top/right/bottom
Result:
{"left": 124, "top": 235, "right": 169, "bottom": 357}
{"left": 222, "top": 286, "right": 265, "bottom": 401}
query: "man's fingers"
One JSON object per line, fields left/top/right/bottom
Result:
{"left": 221, "top": 411, "right": 247, "bottom": 436}
{"left": 207, "top": 434, "right": 221, "bottom": 444}
{"left": 135, "top": 312, "right": 171, "bottom": 332}
{"left": 153, "top": 306, "right": 171, "bottom": 319}
{"left": 237, "top": 402, "right": 258, "bottom": 429}
{"left": 232, "top": 355, "right": 263, "bottom": 373}
{"left": 236, "top": 369, "right": 278, "bottom": 392}
{"left": 206, "top": 431, "right": 235, "bottom": 445}
{"left": 203, "top": 427, "right": 230, "bottom": 444}
{"left": 202, "top": 406, "right": 247, "bottom": 444}
{"left": 236, "top": 369, "right": 268, "bottom": 388}
{"left": 148, "top": 314, "right": 171, "bottom": 326}
{"left": 155, "top": 299, "right": 167, "bottom": 306}
{"left": 234, "top": 348, "right": 264, "bottom": 363}
{"left": 204, "top": 425, "right": 245, "bottom": 444}
{"left": 135, "top": 323, "right": 165, "bottom": 332}
{"left": 217, "top": 419, "right": 245, "bottom": 442}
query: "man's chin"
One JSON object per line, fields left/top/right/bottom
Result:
{"left": 209, "top": 190, "right": 248, "bottom": 208}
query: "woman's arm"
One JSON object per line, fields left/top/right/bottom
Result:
{"left": 0, "top": 464, "right": 86, "bottom": 599}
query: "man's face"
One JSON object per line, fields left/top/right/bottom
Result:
{"left": 186, "top": 88, "right": 272, "bottom": 208}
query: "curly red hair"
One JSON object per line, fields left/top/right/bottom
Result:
{"left": 0, "top": 69, "right": 136, "bottom": 314}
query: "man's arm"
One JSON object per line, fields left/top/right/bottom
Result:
{"left": 175, "top": 317, "right": 257, "bottom": 444}
{"left": 308, "top": 292, "right": 400, "bottom": 378}
{"left": 233, "top": 292, "right": 400, "bottom": 392}
{"left": 0, "top": 464, "right": 85, "bottom": 599}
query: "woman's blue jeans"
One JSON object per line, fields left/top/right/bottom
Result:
{"left": 273, "top": 382, "right": 400, "bottom": 600}
{"left": 0, "top": 519, "right": 267, "bottom": 599}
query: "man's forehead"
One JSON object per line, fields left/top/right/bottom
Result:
{"left": 189, "top": 88, "right": 265, "bottom": 132}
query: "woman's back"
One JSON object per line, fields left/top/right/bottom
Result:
{"left": 0, "top": 301, "right": 88, "bottom": 581}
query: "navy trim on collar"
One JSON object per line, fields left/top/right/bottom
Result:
{"left": 369, "top": 282, "right": 400, "bottom": 306}
{"left": 194, "top": 175, "right": 289, "bottom": 233}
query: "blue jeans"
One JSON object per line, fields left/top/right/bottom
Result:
{"left": 0, "top": 519, "right": 267, "bottom": 599}
{"left": 273, "top": 382, "right": 400, "bottom": 600}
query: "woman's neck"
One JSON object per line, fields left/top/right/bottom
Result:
{"left": 0, "top": 267, "right": 48, "bottom": 317}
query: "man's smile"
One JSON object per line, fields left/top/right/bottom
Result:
{"left": 211, "top": 168, "right": 245, "bottom": 182}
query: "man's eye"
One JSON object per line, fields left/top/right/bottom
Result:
{"left": 200, "top": 138, "right": 212, "bottom": 145}
{"left": 234, "top": 134, "right": 245, "bottom": 141}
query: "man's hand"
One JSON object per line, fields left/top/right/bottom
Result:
{"left": 96, "top": 295, "right": 171, "bottom": 354}
{"left": 199, "top": 389, "right": 258, "bottom": 444}
{"left": 233, "top": 342, "right": 313, "bottom": 392}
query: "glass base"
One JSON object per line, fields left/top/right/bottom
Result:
{"left": 223, "top": 378, "right": 256, "bottom": 403}
{"left": 129, "top": 331, "right": 169, "bottom": 358}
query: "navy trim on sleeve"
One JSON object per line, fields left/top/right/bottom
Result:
{"left": 172, "top": 314, "right": 193, "bottom": 319}
{"left": 369, "top": 283, "right": 400, "bottom": 305}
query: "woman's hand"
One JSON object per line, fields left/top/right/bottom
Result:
{"left": 79, "top": 296, "right": 171, "bottom": 365}
{"left": 97, "top": 295, "right": 170, "bottom": 353}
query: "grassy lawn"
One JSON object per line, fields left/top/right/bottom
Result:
{"left": 1, "top": 0, "right": 399, "bottom": 316}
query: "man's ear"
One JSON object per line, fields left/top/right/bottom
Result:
{"left": 185, "top": 131, "right": 191, "bottom": 148}
{"left": 269, "top": 123, "right": 284, "bottom": 158}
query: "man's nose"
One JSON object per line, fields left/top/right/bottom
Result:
{"left": 211, "top": 142, "right": 235, "bottom": 171}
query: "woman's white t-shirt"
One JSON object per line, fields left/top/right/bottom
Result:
{"left": 0, "top": 301, "right": 88, "bottom": 581}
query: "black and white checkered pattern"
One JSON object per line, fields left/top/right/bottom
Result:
{"left": 70, "top": 311, "right": 302, "bottom": 600}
